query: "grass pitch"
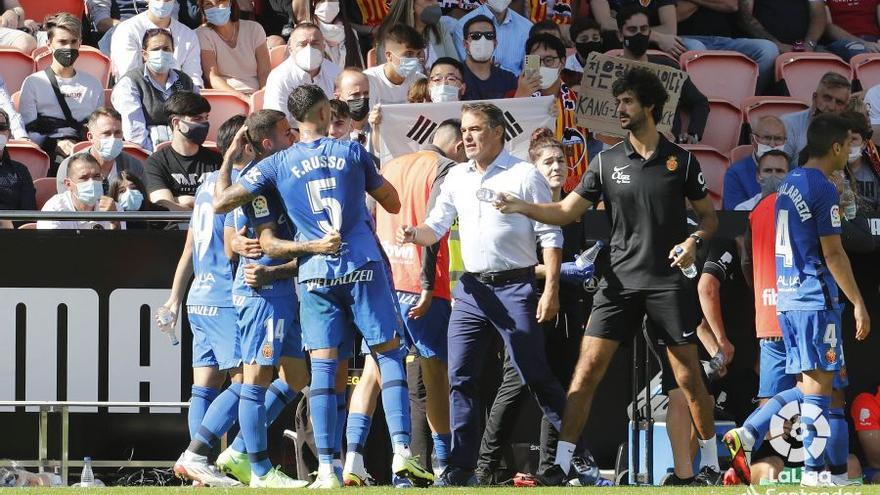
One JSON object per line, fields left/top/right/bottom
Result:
{"left": 10, "top": 487, "right": 880, "bottom": 495}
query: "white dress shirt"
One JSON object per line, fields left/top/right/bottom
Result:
{"left": 453, "top": 4, "right": 533, "bottom": 75}
{"left": 37, "top": 191, "right": 124, "bottom": 230}
{"left": 424, "top": 150, "right": 562, "bottom": 273}
{"left": 110, "top": 12, "right": 203, "bottom": 87}
{"left": 263, "top": 57, "right": 342, "bottom": 125}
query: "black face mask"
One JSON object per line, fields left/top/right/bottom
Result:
{"left": 178, "top": 120, "right": 210, "bottom": 145}
{"left": 53, "top": 48, "right": 80, "bottom": 68}
{"left": 623, "top": 32, "right": 650, "bottom": 58}
{"left": 576, "top": 41, "right": 603, "bottom": 60}
{"left": 347, "top": 97, "right": 370, "bottom": 122}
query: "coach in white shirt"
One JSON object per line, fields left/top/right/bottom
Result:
{"left": 264, "top": 23, "right": 341, "bottom": 125}
{"left": 110, "top": 0, "right": 204, "bottom": 87}
{"left": 397, "top": 101, "right": 565, "bottom": 486}
{"left": 38, "top": 152, "right": 123, "bottom": 230}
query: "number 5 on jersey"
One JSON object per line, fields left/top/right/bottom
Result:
{"left": 307, "top": 178, "right": 342, "bottom": 234}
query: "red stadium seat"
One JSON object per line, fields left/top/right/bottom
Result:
{"left": 20, "top": 0, "right": 85, "bottom": 24}
{"left": 203, "top": 141, "right": 219, "bottom": 153}
{"left": 250, "top": 89, "right": 264, "bottom": 111}
{"left": 122, "top": 142, "right": 150, "bottom": 162}
{"left": 775, "top": 52, "right": 852, "bottom": 102}
{"left": 201, "top": 90, "right": 251, "bottom": 143}
{"left": 679, "top": 50, "right": 758, "bottom": 108}
{"left": 31, "top": 45, "right": 49, "bottom": 60}
{"left": 33, "top": 177, "right": 57, "bottom": 209}
{"left": 269, "top": 45, "right": 288, "bottom": 69}
{"left": 741, "top": 96, "right": 810, "bottom": 125}
{"left": 35, "top": 46, "right": 112, "bottom": 88}
{"left": 0, "top": 48, "right": 35, "bottom": 94}
{"left": 71, "top": 141, "right": 91, "bottom": 154}
{"left": 729, "top": 144, "right": 753, "bottom": 164}
{"left": 681, "top": 144, "right": 728, "bottom": 209}
{"left": 681, "top": 99, "right": 743, "bottom": 156}
{"left": 595, "top": 133, "right": 623, "bottom": 147}
{"left": 6, "top": 140, "right": 49, "bottom": 179}
{"left": 155, "top": 140, "right": 172, "bottom": 152}
{"left": 851, "top": 53, "right": 880, "bottom": 91}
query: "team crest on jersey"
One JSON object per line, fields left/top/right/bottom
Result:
{"left": 666, "top": 155, "right": 678, "bottom": 171}
{"left": 262, "top": 342, "right": 273, "bottom": 359}
{"left": 830, "top": 205, "right": 841, "bottom": 228}
{"left": 252, "top": 195, "right": 270, "bottom": 218}
{"left": 826, "top": 348, "right": 837, "bottom": 364}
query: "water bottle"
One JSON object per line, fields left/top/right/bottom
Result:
{"left": 841, "top": 179, "right": 857, "bottom": 220}
{"left": 475, "top": 187, "right": 499, "bottom": 203}
{"left": 155, "top": 306, "right": 180, "bottom": 346}
{"left": 575, "top": 240, "right": 604, "bottom": 270}
{"left": 674, "top": 246, "right": 698, "bottom": 279}
{"left": 80, "top": 457, "right": 94, "bottom": 487}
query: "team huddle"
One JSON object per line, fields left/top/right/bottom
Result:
{"left": 156, "top": 67, "right": 871, "bottom": 489}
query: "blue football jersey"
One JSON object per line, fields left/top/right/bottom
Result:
{"left": 238, "top": 137, "right": 385, "bottom": 281}
{"left": 775, "top": 167, "right": 842, "bottom": 311}
{"left": 225, "top": 163, "right": 297, "bottom": 298}
{"left": 187, "top": 171, "right": 235, "bottom": 307}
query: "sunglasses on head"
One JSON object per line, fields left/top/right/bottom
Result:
{"left": 467, "top": 31, "right": 496, "bottom": 41}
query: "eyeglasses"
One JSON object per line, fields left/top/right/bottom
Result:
{"left": 538, "top": 56, "right": 562, "bottom": 67}
{"left": 429, "top": 74, "right": 462, "bottom": 84}
{"left": 752, "top": 133, "right": 785, "bottom": 146}
{"left": 466, "top": 31, "right": 496, "bottom": 41}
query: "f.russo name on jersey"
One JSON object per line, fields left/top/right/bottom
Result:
{"left": 290, "top": 155, "right": 349, "bottom": 179}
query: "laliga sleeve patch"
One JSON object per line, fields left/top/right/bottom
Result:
{"left": 252, "top": 195, "right": 270, "bottom": 218}
{"left": 830, "top": 204, "right": 841, "bottom": 228}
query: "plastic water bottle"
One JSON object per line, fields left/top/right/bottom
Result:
{"left": 155, "top": 306, "right": 180, "bottom": 346}
{"left": 475, "top": 187, "right": 499, "bottom": 203}
{"left": 841, "top": 179, "right": 857, "bottom": 220}
{"left": 575, "top": 240, "right": 604, "bottom": 270}
{"left": 80, "top": 457, "right": 94, "bottom": 487}
{"left": 674, "top": 246, "right": 698, "bottom": 279}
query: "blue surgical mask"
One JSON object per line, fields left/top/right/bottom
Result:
{"left": 205, "top": 6, "right": 231, "bottom": 26}
{"left": 394, "top": 56, "right": 422, "bottom": 78}
{"left": 75, "top": 179, "right": 104, "bottom": 207}
{"left": 95, "top": 137, "right": 123, "bottom": 160}
{"left": 147, "top": 49, "right": 174, "bottom": 73}
{"left": 149, "top": 0, "right": 175, "bottom": 18}
{"left": 118, "top": 189, "right": 144, "bottom": 211}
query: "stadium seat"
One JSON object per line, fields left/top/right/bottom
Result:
{"left": 250, "top": 89, "right": 264, "bottom": 111}
{"left": 851, "top": 53, "right": 880, "bottom": 91}
{"left": 33, "top": 177, "right": 56, "bottom": 209}
{"left": 31, "top": 45, "right": 49, "bottom": 59}
{"left": 741, "top": 96, "right": 810, "bottom": 125}
{"left": 203, "top": 141, "right": 219, "bottom": 153}
{"left": 729, "top": 144, "right": 753, "bottom": 164}
{"left": 17, "top": 222, "right": 36, "bottom": 229}
{"left": 0, "top": 48, "right": 35, "bottom": 94}
{"left": 122, "top": 142, "right": 150, "bottom": 161}
{"left": 155, "top": 140, "right": 172, "bottom": 152}
{"left": 681, "top": 144, "right": 728, "bottom": 209}
{"left": 6, "top": 141, "right": 49, "bottom": 179}
{"left": 595, "top": 133, "right": 623, "bottom": 147}
{"left": 35, "top": 46, "right": 112, "bottom": 88}
{"left": 775, "top": 52, "right": 853, "bottom": 102}
{"left": 681, "top": 98, "right": 743, "bottom": 156}
{"left": 71, "top": 141, "right": 91, "bottom": 154}
{"left": 679, "top": 50, "right": 758, "bottom": 108}
{"left": 20, "top": 0, "right": 85, "bottom": 24}
{"left": 201, "top": 90, "right": 251, "bottom": 143}
{"left": 11, "top": 90, "right": 20, "bottom": 111}
{"left": 269, "top": 45, "right": 288, "bottom": 69}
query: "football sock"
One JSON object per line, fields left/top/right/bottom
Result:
{"left": 802, "top": 394, "right": 831, "bottom": 473}
{"left": 190, "top": 382, "right": 241, "bottom": 455}
{"left": 310, "top": 358, "right": 338, "bottom": 470}
{"left": 188, "top": 385, "right": 219, "bottom": 440}
{"left": 744, "top": 387, "right": 803, "bottom": 452}
{"left": 239, "top": 384, "right": 270, "bottom": 476}
{"left": 375, "top": 346, "right": 412, "bottom": 449}
{"left": 230, "top": 378, "right": 297, "bottom": 453}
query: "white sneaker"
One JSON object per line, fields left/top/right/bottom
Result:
{"left": 801, "top": 470, "right": 828, "bottom": 487}
{"left": 173, "top": 452, "right": 242, "bottom": 487}
{"left": 830, "top": 474, "right": 861, "bottom": 486}
{"left": 308, "top": 472, "right": 342, "bottom": 489}
{"left": 250, "top": 466, "right": 310, "bottom": 488}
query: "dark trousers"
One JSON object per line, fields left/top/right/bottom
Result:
{"left": 447, "top": 273, "right": 567, "bottom": 470}
{"left": 477, "top": 303, "right": 585, "bottom": 475}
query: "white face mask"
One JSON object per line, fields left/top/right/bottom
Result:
{"left": 319, "top": 21, "right": 346, "bottom": 45}
{"left": 430, "top": 84, "right": 460, "bottom": 103}
{"left": 294, "top": 46, "right": 324, "bottom": 71}
{"left": 95, "top": 137, "right": 124, "bottom": 161}
{"left": 486, "top": 0, "right": 511, "bottom": 13}
{"left": 468, "top": 38, "right": 494, "bottom": 62}
{"left": 149, "top": 0, "right": 174, "bottom": 18}
{"left": 755, "top": 142, "right": 785, "bottom": 159}
{"left": 849, "top": 145, "right": 862, "bottom": 163}
{"left": 314, "top": 1, "right": 340, "bottom": 23}
{"left": 74, "top": 179, "right": 103, "bottom": 207}
{"left": 394, "top": 56, "right": 422, "bottom": 78}
{"left": 0, "top": 134, "right": 7, "bottom": 152}
{"left": 539, "top": 66, "right": 559, "bottom": 89}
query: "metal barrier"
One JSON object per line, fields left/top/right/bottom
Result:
{"left": 0, "top": 401, "right": 190, "bottom": 484}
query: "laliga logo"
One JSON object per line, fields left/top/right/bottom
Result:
{"left": 768, "top": 400, "right": 831, "bottom": 463}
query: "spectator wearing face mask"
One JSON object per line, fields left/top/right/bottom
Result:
{"left": 301, "top": 0, "right": 364, "bottom": 68}
{"left": 723, "top": 116, "right": 786, "bottom": 211}
{"left": 37, "top": 152, "right": 123, "bottom": 230}
{"left": 20, "top": 13, "right": 103, "bottom": 164}
{"left": 564, "top": 18, "right": 602, "bottom": 76}
{"left": 454, "top": 0, "right": 533, "bottom": 75}
{"left": 841, "top": 110, "right": 880, "bottom": 214}
{"left": 592, "top": 0, "right": 686, "bottom": 58}
{"left": 112, "top": 28, "right": 198, "bottom": 152}
{"left": 782, "top": 72, "right": 852, "bottom": 167}
{"left": 88, "top": 0, "right": 167, "bottom": 54}
{"left": 365, "top": 24, "right": 427, "bottom": 108}
{"left": 196, "top": 0, "right": 270, "bottom": 97}
{"left": 735, "top": 149, "right": 790, "bottom": 211}
{"left": 110, "top": 0, "right": 204, "bottom": 87}
{"left": 333, "top": 67, "right": 372, "bottom": 148}
{"left": 144, "top": 91, "right": 220, "bottom": 211}
{"left": 108, "top": 169, "right": 168, "bottom": 228}
{"left": 376, "top": 0, "right": 460, "bottom": 68}
{"left": 427, "top": 57, "right": 466, "bottom": 103}
{"left": 459, "top": 15, "right": 518, "bottom": 100}
{"left": 0, "top": 108, "right": 35, "bottom": 229}
{"left": 264, "top": 22, "right": 341, "bottom": 125}
{"left": 55, "top": 108, "right": 145, "bottom": 196}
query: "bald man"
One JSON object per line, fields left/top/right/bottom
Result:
{"left": 334, "top": 68, "right": 372, "bottom": 148}
{"left": 723, "top": 115, "right": 787, "bottom": 211}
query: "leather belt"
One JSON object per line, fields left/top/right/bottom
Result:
{"left": 465, "top": 267, "right": 534, "bottom": 285}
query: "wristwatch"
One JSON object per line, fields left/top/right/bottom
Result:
{"left": 689, "top": 233, "right": 704, "bottom": 248}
